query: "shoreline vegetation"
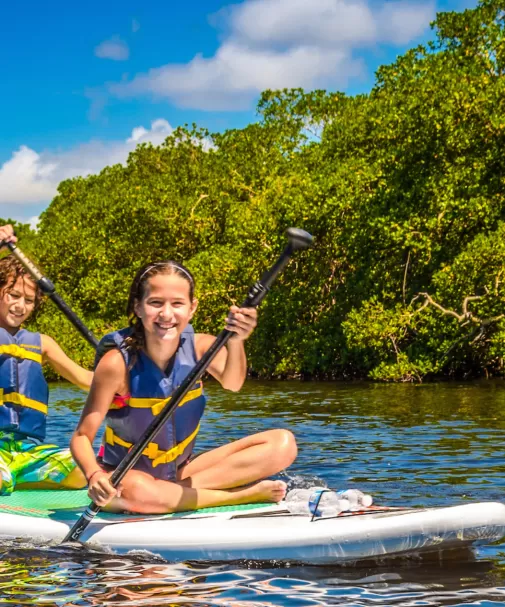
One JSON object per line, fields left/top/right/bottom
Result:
{"left": 5, "top": 0, "right": 505, "bottom": 384}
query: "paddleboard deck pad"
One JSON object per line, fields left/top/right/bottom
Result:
{"left": 0, "top": 490, "right": 503, "bottom": 564}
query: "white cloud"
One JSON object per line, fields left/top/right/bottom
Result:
{"left": 225, "top": 0, "right": 433, "bottom": 48}
{"left": 377, "top": 2, "right": 437, "bottom": 45}
{"left": 0, "top": 119, "right": 173, "bottom": 218}
{"left": 107, "top": 0, "right": 435, "bottom": 110}
{"left": 0, "top": 147, "right": 57, "bottom": 204}
{"left": 227, "top": 0, "right": 377, "bottom": 47}
{"left": 110, "top": 43, "right": 364, "bottom": 110}
{"left": 95, "top": 36, "right": 130, "bottom": 61}
{"left": 28, "top": 216, "right": 40, "bottom": 230}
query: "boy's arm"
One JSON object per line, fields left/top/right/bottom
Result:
{"left": 41, "top": 334, "right": 93, "bottom": 391}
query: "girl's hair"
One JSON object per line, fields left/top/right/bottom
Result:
{"left": 0, "top": 255, "right": 43, "bottom": 309}
{"left": 124, "top": 260, "right": 195, "bottom": 357}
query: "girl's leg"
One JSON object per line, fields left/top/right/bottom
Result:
{"left": 178, "top": 429, "right": 297, "bottom": 490}
{"left": 106, "top": 469, "right": 287, "bottom": 514}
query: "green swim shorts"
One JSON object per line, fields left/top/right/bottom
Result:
{"left": 0, "top": 435, "right": 77, "bottom": 496}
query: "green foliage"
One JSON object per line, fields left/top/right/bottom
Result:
{"left": 369, "top": 354, "right": 437, "bottom": 384}
{"left": 12, "top": 0, "right": 505, "bottom": 381}
{"left": 0, "top": 219, "right": 38, "bottom": 259}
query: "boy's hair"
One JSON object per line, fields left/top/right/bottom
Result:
{"left": 0, "top": 255, "right": 43, "bottom": 309}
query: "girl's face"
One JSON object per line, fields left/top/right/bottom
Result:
{"left": 134, "top": 273, "right": 197, "bottom": 343}
{"left": 0, "top": 275, "right": 37, "bottom": 333}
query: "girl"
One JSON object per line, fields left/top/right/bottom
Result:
{"left": 70, "top": 261, "right": 297, "bottom": 514}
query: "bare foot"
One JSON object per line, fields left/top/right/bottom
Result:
{"left": 234, "top": 480, "right": 287, "bottom": 504}
{"left": 107, "top": 479, "right": 288, "bottom": 514}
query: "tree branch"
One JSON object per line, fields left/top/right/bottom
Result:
{"left": 402, "top": 249, "right": 410, "bottom": 305}
{"left": 415, "top": 291, "right": 504, "bottom": 364}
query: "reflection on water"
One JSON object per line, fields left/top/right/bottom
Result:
{"left": 2, "top": 379, "right": 505, "bottom": 606}
{"left": 2, "top": 551, "right": 505, "bottom": 606}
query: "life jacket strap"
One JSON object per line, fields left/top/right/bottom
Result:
{"left": 0, "top": 344, "right": 42, "bottom": 364}
{"left": 0, "top": 388, "right": 48, "bottom": 414}
{"left": 104, "top": 423, "right": 200, "bottom": 468}
{"left": 109, "top": 383, "right": 203, "bottom": 415}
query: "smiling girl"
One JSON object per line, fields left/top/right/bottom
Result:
{"left": 70, "top": 260, "right": 297, "bottom": 514}
{"left": 0, "top": 224, "right": 91, "bottom": 495}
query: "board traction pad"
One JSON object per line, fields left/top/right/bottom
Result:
{"left": 0, "top": 489, "right": 272, "bottom": 521}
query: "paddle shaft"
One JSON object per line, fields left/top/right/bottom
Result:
{"left": 1, "top": 241, "right": 99, "bottom": 348}
{"left": 63, "top": 227, "right": 313, "bottom": 543}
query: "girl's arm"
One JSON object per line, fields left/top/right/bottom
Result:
{"left": 195, "top": 306, "right": 257, "bottom": 392}
{"left": 70, "top": 349, "right": 126, "bottom": 505}
{"left": 41, "top": 334, "right": 93, "bottom": 391}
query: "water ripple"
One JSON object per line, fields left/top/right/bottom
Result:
{"left": 1, "top": 379, "right": 505, "bottom": 606}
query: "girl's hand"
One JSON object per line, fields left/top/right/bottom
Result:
{"left": 226, "top": 306, "right": 257, "bottom": 341}
{"left": 87, "top": 469, "right": 122, "bottom": 506}
{"left": 0, "top": 225, "right": 17, "bottom": 248}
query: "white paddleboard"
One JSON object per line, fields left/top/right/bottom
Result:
{"left": 0, "top": 490, "right": 503, "bottom": 563}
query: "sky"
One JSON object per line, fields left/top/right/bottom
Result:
{"left": 1, "top": 0, "right": 477, "bottom": 226}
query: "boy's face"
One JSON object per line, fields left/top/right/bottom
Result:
{"left": 0, "top": 275, "right": 37, "bottom": 333}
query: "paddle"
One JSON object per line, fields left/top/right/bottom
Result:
{"left": 0, "top": 240, "right": 99, "bottom": 348}
{"left": 63, "top": 227, "right": 313, "bottom": 544}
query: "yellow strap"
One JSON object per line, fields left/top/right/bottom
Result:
{"left": 105, "top": 426, "right": 128, "bottom": 448}
{"left": 110, "top": 383, "right": 203, "bottom": 415}
{"left": 0, "top": 389, "right": 48, "bottom": 414}
{"left": 149, "top": 385, "right": 203, "bottom": 416}
{"left": 0, "top": 344, "right": 42, "bottom": 364}
{"left": 19, "top": 343, "right": 41, "bottom": 351}
{"left": 152, "top": 424, "right": 200, "bottom": 467}
{"left": 105, "top": 423, "right": 200, "bottom": 468}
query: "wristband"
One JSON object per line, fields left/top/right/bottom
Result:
{"left": 86, "top": 469, "right": 104, "bottom": 484}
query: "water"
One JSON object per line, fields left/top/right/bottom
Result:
{"left": 3, "top": 379, "right": 505, "bottom": 606}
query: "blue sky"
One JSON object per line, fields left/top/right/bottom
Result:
{"left": 1, "top": 0, "right": 477, "bottom": 224}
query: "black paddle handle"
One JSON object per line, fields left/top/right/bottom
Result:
{"left": 1, "top": 240, "right": 99, "bottom": 348}
{"left": 63, "top": 227, "right": 313, "bottom": 542}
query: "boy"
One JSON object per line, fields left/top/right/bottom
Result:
{"left": 0, "top": 224, "right": 92, "bottom": 494}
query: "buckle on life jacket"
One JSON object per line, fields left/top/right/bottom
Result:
{"left": 0, "top": 344, "right": 42, "bottom": 363}
{"left": 113, "top": 383, "right": 203, "bottom": 415}
{"left": 105, "top": 423, "right": 201, "bottom": 468}
{"left": 0, "top": 389, "right": 48, "bottom": 414}
{"left": 149, "top": 384, "right": 203, "bottom": 416}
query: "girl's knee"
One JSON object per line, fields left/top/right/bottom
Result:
{"left": 122, "top": 473, "right": 155, "bottom": 504}
{"left": 272, "top": 429, "right": 297, "bottom": 465}
{"left": 121, "top": 474, "right": 183, "bottom": 514}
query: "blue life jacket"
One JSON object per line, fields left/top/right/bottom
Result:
{"left": 96, "top": 325, "right": 207, "bottom": 481}
{"left": 0, "top": 328, "right": 49, "bottom": 441}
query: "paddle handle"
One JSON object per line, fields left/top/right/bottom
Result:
{"left": 1, "top": 241, "right": 99, "bottom": 348}
{"left": 63, "top": 227, "right": 313, "bottom": 543}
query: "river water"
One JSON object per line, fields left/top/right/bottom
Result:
{"left": 1, "top": 379, "right": 505, "bottom": 606}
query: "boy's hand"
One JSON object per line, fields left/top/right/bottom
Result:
{"left": 226, "top": 306, "right": 257, "bottom": 341}
{"left": 0, "top": 225, "right": 17, "bottom": 248}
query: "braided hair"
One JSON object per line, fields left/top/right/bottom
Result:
{"left": 124, "top": 260, "right": 195, "bottom": 358}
